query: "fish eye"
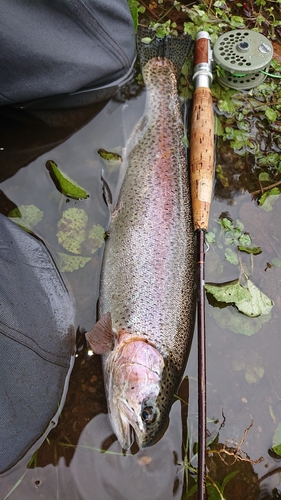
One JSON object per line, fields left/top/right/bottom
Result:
{"left": 141, "top": 406, "right": 155, "bottom": 424}
{"left": 141, "top": 398, "right": 158, "bottom": 424}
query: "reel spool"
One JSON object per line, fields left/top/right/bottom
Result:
{"left": 213, "top": 30, "right": 273, "bottom": 89}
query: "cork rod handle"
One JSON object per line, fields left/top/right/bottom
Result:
{"left": 190, "top": 86, "right": 214, "bottom": 231}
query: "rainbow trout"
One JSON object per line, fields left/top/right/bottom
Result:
{"left": 86, "top": 28, "right": 196, "bottom": 449}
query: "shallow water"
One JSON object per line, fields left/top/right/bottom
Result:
{"left": 1, "top": 85, "right": 281, "bottom": 500}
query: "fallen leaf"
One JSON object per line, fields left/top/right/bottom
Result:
{"left": 210, "top": 305, "right": 271, "bottom": 336}
{"left": 8, "top": 204, "right": 44, "bottom": 231}
{"left": 273, "top": 422, "right": 281, "bottom": 456}
{"left": 56, "top": 252, "right": 91, "bottom": 272}
{"left": 205, "top": 278, "right": 273, "bottom": 317}
{"left": 57, "top": 208, "right": 88, "bottom": 254}
{"left": 98, "top": 149, "right": 122, "bottom": 164}
{"left": 47, "top": 160, "right": 88, "bottom": 199}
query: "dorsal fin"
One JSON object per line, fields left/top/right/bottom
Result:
{"left": 85, "top": 312, "right": 114, "bottom": 354}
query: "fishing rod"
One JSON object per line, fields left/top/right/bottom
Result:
{"left": 189, "top": 29, "right": 274, "bottom": 498}
{"left": 190, "top": 31, "right": 214, "bottom": 499}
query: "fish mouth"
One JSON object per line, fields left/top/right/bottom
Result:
{"left": 111, "top": 398, "right": 162, "bottom": 450}
{"left": 112, "top": 398, "right": 145, "bottom": 450}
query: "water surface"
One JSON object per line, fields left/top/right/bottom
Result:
{"left": 0, "top": 86, "right": 281, "bottom": 499}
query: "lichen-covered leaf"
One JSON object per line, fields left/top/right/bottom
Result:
{"left": 57, "top": 252, "right": 91, "bottom": 272}
{"left": 205, "top": 278, "right": 273, "bottom": 317}
{"left": 88, "top": 224, "right": 105, "bottom": 254}
{"left": 57, "top": 208, "right": 88, "bottom": 254}
{"left": 47, "top": 160, "right": 88, "bottom": 199}
{"left": 8, "top": 204, "right": 43, "bottom": 231}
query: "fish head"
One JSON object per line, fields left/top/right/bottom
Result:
{"left": 105, "top": 337, "right": 170, "bottom": 450}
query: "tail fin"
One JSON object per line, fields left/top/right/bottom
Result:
{"left": 137, "top": 26, "right": 193, "bottom": 78}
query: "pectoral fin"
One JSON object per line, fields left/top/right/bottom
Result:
{"left": 85, "top": 312, "right": 114, "bottom": 354}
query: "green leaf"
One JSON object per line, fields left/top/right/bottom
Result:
{"left": 57, "top": 208, "right": 88, "bottom": 254}
{"left": 258, "top": 172, "right": 270, "bottom": 182}
{"left": 97, "top": 149, "right": 122, "bottom": 168}
{"left": 140, "top": 37, "right": 153, "bottom": 44}
{"left": 238, "top": 233, "right": 251, "bottom": 246}
{"left": 238, "top": 279, "right": 273, "bottom": 316}
{"left": 238, "top": 246, "right": 262, "bottom": 255}
{"left": 211, "top": 83, "right": 238, "bottom": 115}
{"left": 57, "top": 208, "right": 105, "bottom": 256}
{"left": 216, "top": 164, "right": 229, "bottom": 187}
{"left": 224, "top": 247, "right": 239, "bottom": 265}
{"left": 272, "top": 422, "right": 281, "bottom": 456}
{"left": 57, "top": 253, "right": 91, "bottom": 272}
{"left": 205, "top": 278, "right": 273, "bottom": 317}
{"left": 221, "top": 471, "right": 239, "bottom": 492}
{"left": 235, "top": 220, "right": 244, "bottom": 231}
{"left": 206, "top": 279, "right": 247, "bottom": 304}
{"left": 8, "top": 204, "right": 44, "bottom": 231}
{"left": 258, "top": 153, "right": 281, "bottom": 168}
{"left": 187, "top": 483, "right": 198, "bottom": 497}
{"left": 265, "top": 107, "right": 277, "bottom": 122}
{"left": 206, "top": 231, "right": 216, "bottom": 244}
{"left": 47, "top": 160, "right": 88, "bottom": 199}
{"left": 220, "top": 217, "right": 233, "bottom": 231}
{"left": 205, "top": 485, "right": 221, "bottom": 500}
{"left": 214, "top": 116, "right": 224, "bottom": 136}
{"left": 259, "top": 187, "right": 280, "bottom": 211}
{"left": 229, "top": 15, "right": 245, "bottom": 28}
{"left": 127, "top": 0, "right": 139, "bottom": 29}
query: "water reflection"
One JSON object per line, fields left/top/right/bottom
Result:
{"left": 1, "top": 82, "right": 281, "bottom": 498}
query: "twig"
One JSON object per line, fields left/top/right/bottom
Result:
{"left": 138, "top": 0, "right": 160, "bottom": 20}
{"left": 250, "top": 179, "right": 281, "bottom": 196}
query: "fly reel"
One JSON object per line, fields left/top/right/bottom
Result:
{"left": 213, "top": 30, "right": 273, "bottom": 89}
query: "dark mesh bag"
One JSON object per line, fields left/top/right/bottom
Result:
{"left": 0, "top": 214, "right": 76, "bottom": 473}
